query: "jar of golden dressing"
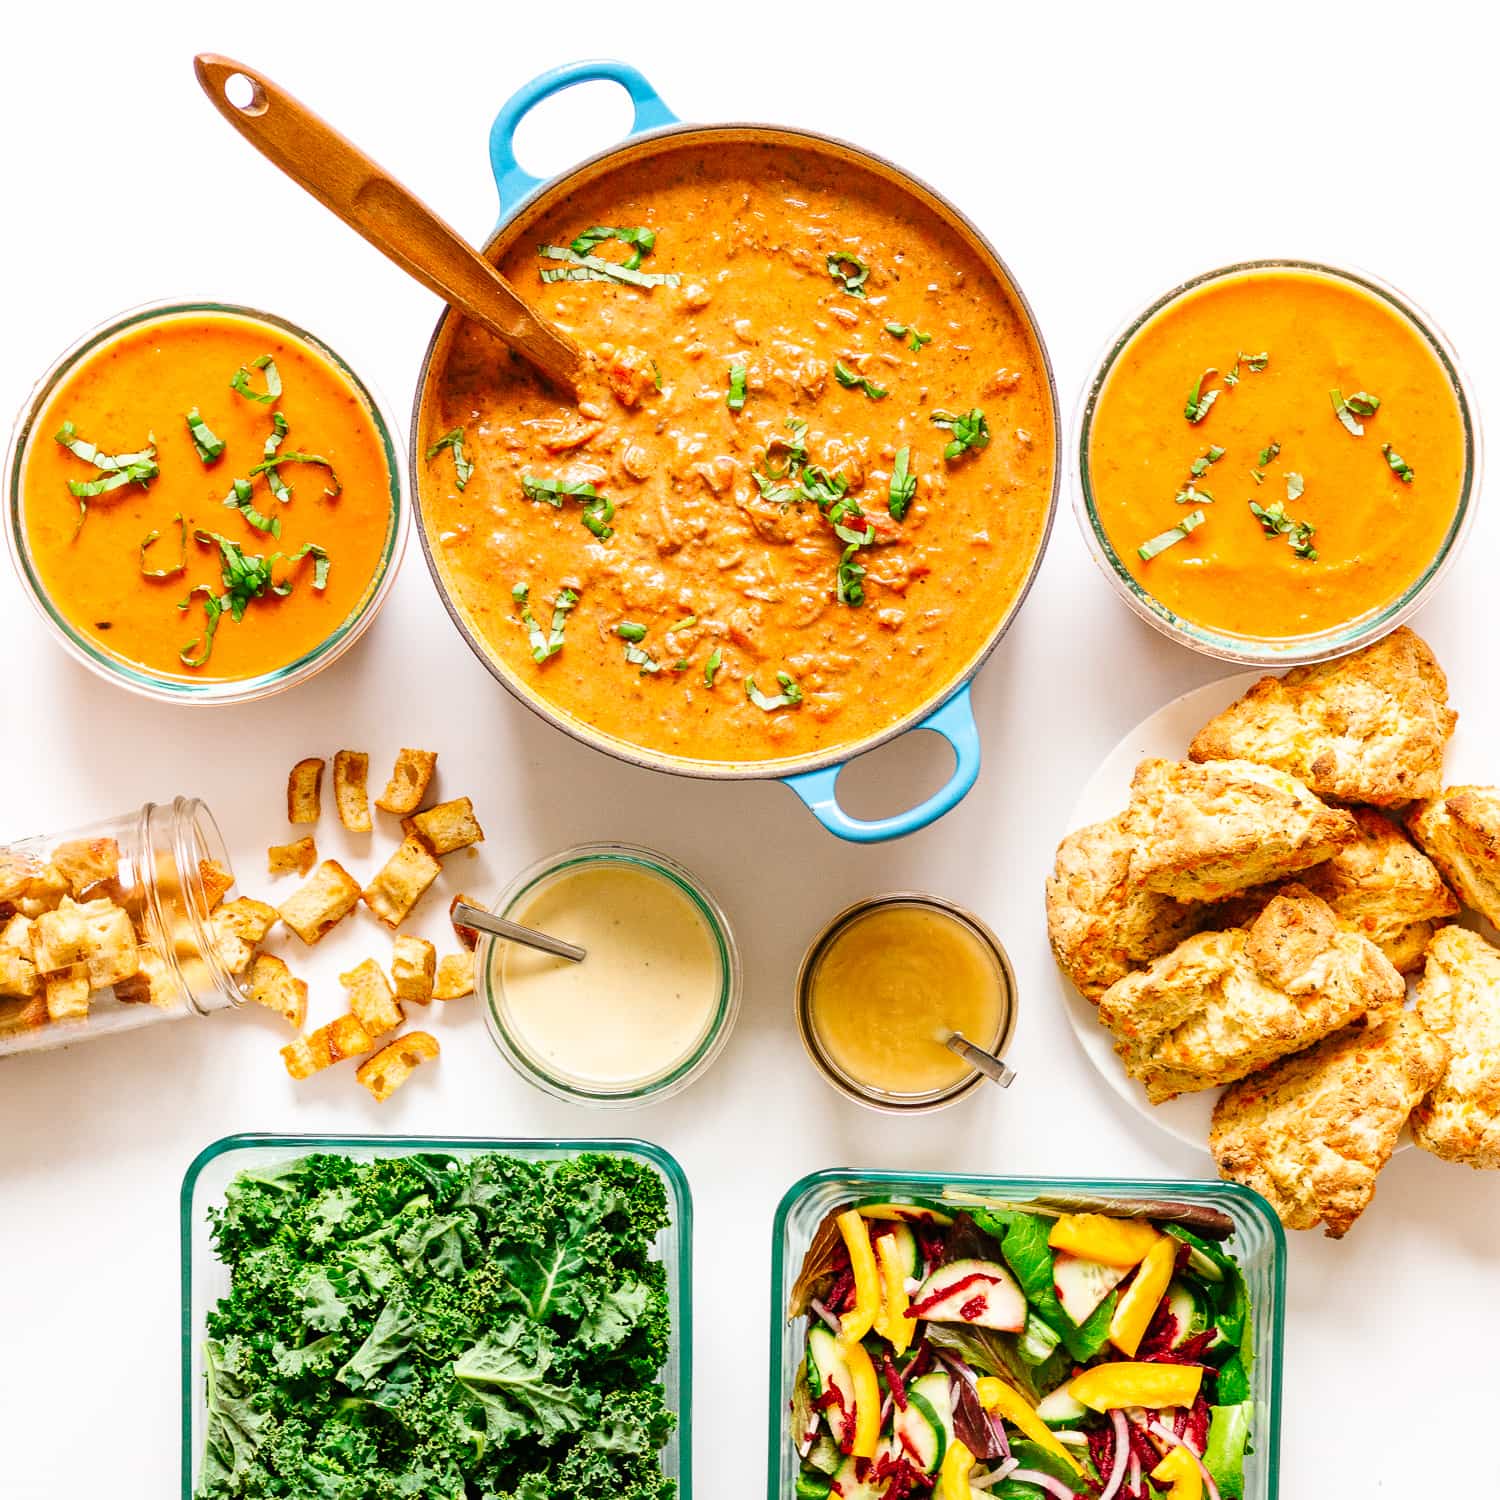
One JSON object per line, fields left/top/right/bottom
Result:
{"left": 797, "top": 894, "right": 1017, "bottom": 1112}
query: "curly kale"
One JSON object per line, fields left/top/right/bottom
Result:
{"left": 197, "top": 1153, "right": 676, "bottom": 1500}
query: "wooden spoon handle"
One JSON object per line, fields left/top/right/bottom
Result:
{"left": 193, "top": 53, "right": 585, "bottom": 394}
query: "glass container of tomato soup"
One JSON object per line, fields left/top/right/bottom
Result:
{"left": 5, "top": 300, "right": 408, "bottom": 704}
{"left": 477, "top": 842, "right": 742, "bottom": 1107}
{"left": 796, "top": 893, "right": 1018, "bottom": 1112}
{"left": 1075, "top": 260, "right": 1479, "bottom": 665}
{"left": 0, "top": 797, "right": 247, "bottom": 1056}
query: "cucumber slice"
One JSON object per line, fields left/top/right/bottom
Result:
{"left": 895, "top": 1371, "right": 953, "bottom": 1473}
{"left": 805, "top": 1326, "right": 854, "bottom": 1448}
{"left": 796, "top": 1469, "right": 833, "bottom": 1500}
{"left": 1166, "top": 1279, "right": 1210, "bottom": 1347}
{"left": 831, "top": 1454, "right": 887, "bottom": 1500}
{"left": 1036, "top": 1385, "right": 1089, "bottom": 1426}
{"left": 1052, "top": 1251, "right": 1129, "bottom": 1325}
{"left": 1019, "top": 1310, "right": 1062, "bottom": 1365}
{"left": 911, "top": 1257, "right": 1027, "bottom": 1331}
{"left": 855, "top": 1200, "right": 954, "bottom": 1228}
{"left": 867, "top": 1220, "right": 921, "bottom": 1281}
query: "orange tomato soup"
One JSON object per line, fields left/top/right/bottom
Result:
{"left": 417, "top": 140, "right": 1055, "bottom": 767}
{"left": 23, "top": 312, "right": 395, "bottom": 682}
{"left": 1087, "top": 269, "right": 1466, "bottom": 640}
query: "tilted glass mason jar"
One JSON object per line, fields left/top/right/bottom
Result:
{"left": 0, "top": 797, "right": 244, "bottom": 1056}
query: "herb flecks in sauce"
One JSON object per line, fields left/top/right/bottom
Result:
{"left": 1330, "top": 388, "right": 1380, "bottom": 437}
{"left": 513, "top": 582, "right": 577, "bottom": 663}
{"left": 834, "top": 361, "right": 888, "bottom": 400}
{"left": 185, "top": 409, "right": 225, "bottom": 465}
{"left": 888, "top": 447, "right": 917, "bottom": 520}
{"left": 1383, "top": 443, "right": 1415, "bottom": 483}
{"left": 726, "top": 364, "right": 748, "bottom": 412}
{"left": 538, "top": 244, "right": 680, "bottom": 289}
{"left": 425, "top": 426, "right": 473, "bottom": 491}
{"left": 139, "top": 513, "right": 187, "bottom": 578}
{"left": 230, "top": 354, "right": 282, "bottom": 405}
{"left": 1184, "top": 370, "right": 1220, "bottom": 424}
{"left": 1190, "top": 445, "right": 1225, "bottom": 479}
{"left": 1250, "top": 500, "right": 1318, "bottom": 560}
{"left": 178, "top": 531, "right": 330, "bottom": 667}
{"left": 746, "top": 671, "right": 803, "bottom": 710}
{"left": 1138, "top": 508, "right": 1206, "bottom": 561}
{"left": 931, "top": 408, "right": 990, "bottom": 460}
{"left": 250, "top": 449, "right": 341, "bottom": 500}
{"left": 826, "top": 252, "right": 869, "bottom": 299}
{"left": 567, "top": 225, "right": 656, "bottom": 270}
{"left": 521, "top": 474, "right": 615, "bottom": 541}
{"left": 884, "top": 322, "right": 932, "bottom": 351}
{"left": 223, "top": 477, "right": 280, "bottom": 537}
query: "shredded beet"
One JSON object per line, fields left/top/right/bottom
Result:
{"left": 910, "top": 1271, "right": 999, "bottom": 1316}
{"left": 1171, "top": 1239, "right": 1192, "bottom": 1274}
{"left": 917, "top": 1226, "right": 947, "bottom": 1269}
{"left": 959, "top": 1293, "right": 989, "bottom": 1320}
{"left": 826, "top": 1268, "right": 856, "bottom": 1314}
{"left": 1135, "top": 1299, "right": 1181, "bottom": 1359}
{"left": 1146, "top": 1329, "right": 1217, "bottom": 1367}
{"left": 1087, "top": 1424, "right": 1116, "bottom": 1480}
{"left": 881, "top": 1351, "right": 909, "bottom": 1411}
{"left": 1183, "top": 1394, "right": 1211, "bottom": 1455}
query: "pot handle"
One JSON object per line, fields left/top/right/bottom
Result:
{"left": 782, "top": 686, "right": 981, "bottom": 843}
{"left": 488, "top": 60, "right": 679, "bottom": 217}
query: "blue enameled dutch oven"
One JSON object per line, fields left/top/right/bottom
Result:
{"left": 409, "top": 61, "right": 1059, "bottom": 843}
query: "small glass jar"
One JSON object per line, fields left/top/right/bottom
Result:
{"left": 797, "top": 893, "right": 1019, "bottom": 1114}
{"left": 0, "top": 797, "right": 244, "bottom": 1056}
{"left": 477, "top": 842, "right": 742, "bottom": 1108}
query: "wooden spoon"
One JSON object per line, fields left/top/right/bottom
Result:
{"left": 193, "top": 53, "right": 586, "bottom": 395}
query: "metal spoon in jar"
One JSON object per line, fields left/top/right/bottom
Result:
{"left": 945, "top": 1030, "right": 1016, "bottom": 1088}
{"left": 193, "top": 54, "right": 587, "bottom": 396}
{"left": 451, "top": 900, "right": 586, "bottom": 964}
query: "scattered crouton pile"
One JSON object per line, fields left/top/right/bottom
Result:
{"left": 259, "top": 747, "right": 485, "bottom": 1101}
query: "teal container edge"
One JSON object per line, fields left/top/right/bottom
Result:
{"left": 767, "top": 1168, "right": 1286, "bottom": 1500}
{"left": 469, "top": 60, "right": 1052, "bottom": 844}
{"left": 180, "top": 1132, "right": 693, "bottom": 1500}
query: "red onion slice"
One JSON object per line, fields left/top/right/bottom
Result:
{"left": 1008, "top": 1469, "right": 1084, "bottom": 1499}
{"left": 809, "top": 1298, "right": 842, "bottom": 1335}
{"left": 1096, "top": 1408, "right": 1130, "bottom": 1500}
{"left": 1149, "top": 1420, "right": 1222, "bottom": 1500}
{"left": 970, "top": 1457, "right": 1020, "bottom": 1491}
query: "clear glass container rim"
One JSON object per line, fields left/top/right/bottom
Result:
{"left": 479, "top": 840, "right": 743, "bottom": 1107}
{"left": 1071, "top": 255, "right": 1483, "bottom": 667}
{"left": 4, "top": 295, "right": 410, "bottom": 706}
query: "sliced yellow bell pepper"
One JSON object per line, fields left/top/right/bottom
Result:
{"left": 841, "top": 1334, "right": 882, "bottom": 1459}
{"left": 1068, "top": 1361, "right": 1203, "bottom": 1413}
{"left": 835, "top": 1208, "right": 882, "bottom": 1344}
{"left": 872, "top": 1233, "right": 916, "bottom": 1356}
{"left": 935, "top": 1438, "right": 975, "bottom": 1500}
{"left": 976, "top": 1377, "right": 1084, "bottom": 1478}
{"left": 1047, "top": 1212, "right": 1162, "bottom": 1268}
{"left": 1108, "top": 1234, "right": 1178, "bottom": 1356}
{"left": 1151, "top": 1445, "right": 1204, "bottom": 1499}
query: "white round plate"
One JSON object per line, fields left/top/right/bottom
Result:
{"left": 1055, "top": 672, "right": 1262, "bottom": 1152}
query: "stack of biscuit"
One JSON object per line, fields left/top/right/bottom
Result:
{"left": 1047, "top": 628, "right": 1500, "bottom": 1237}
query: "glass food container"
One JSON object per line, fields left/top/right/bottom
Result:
{"left": 0, "top": 796, "right": 244, "bottom": 1055}
{"left": 768, "top": 1170, "right": 1285, "bottom": 1500}
{"left": 796, "top": 894, "right": 1018, "bottom": 1113}
{"left": 477, "top": 842, "right": 742, "bottom": 1108}
{"left": 181, "top": 1133, "right": 693, "bottom": 1499}
{"left": 1074, "top": 258, "right": 1480, "bottom": 666}
{"left": 4, "top": 298, "right": 409, "bottom": 706}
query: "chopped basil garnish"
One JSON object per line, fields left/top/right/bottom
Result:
{"left": 704, "top": 647, "right": 723, "bottom": 687}
{"left": 1174, "top": 484, "right": 1213, "bottom": 506}
{"left": 1286, "top": 471, "right": 1305, "bottom": 502}
{"left": 1137, "top": 508, "right": 1206, "bottom": 561}
{"left": 889, "top": 447, "right": 917, "bottom": 521}
{"left": 1258, "top": 441, "right": 1281, "bottom": 466}
{"left": 931, "top": 408, "right": 990, "bottom": 460}
{"left": 567, "top": 225, "right": 656, "bottom": 270}
{"left": 826, "top": 252, "right": 869, "bottom": 299}
{"left": 1383, "top": 443, "right": 1415, "bottom": 483}
{"left": 223, "top": 476, "right": 280, "bottom": 537}
{"left": 425, "top": 427, "right": 473, "bottom": 491}
{"left": 884, "top": 321, "right": 932, "bottom": 351}
{"left": 262, "top": 413, "right": 291, "bottom": 502}
{"left": 177, "top": 586, "right": 222, "bottom": 667}
{"left": 1184, "top": 370, "right": 1219, "bottom": 423}
{"left": 230, "top": 354, "right": 281, "bottom": 405}
{"left": 624, "top": 642, "right": 661, "bottom": 675}
{"left": 521, "top": 474, "right": 615, "bottom": 541}
{"left": 672, "top": 659, "right": 690, "bottom": 672}
{"left": 537, "top": 244, "right": 680, "bottom": 288}
{"left": 514, "top": 583, "right": 576, "bottom": 662}
{"left": 53, "top": 421, "right": 155, "bottom": 473}
{"left": 1330, "top": 388, "right": 1379, "bottom": 437}
{"left": 66, "top": 461, "right": 159, "bottom": 500}
{"left": 185, "top": 408, "right": 225, "bottom": 465}
{"left": 746, "top": 671, "right": 803, "bottom": 711}
{"left": 834, "top": 361, "right": 887, "bottom": 401}
{"left": 249, "top": 449, "right": 341, "bottom": 499}
{"left": 1190, "top": 445, "right": 1225, "bottom": 479}
{"left": 177, "top": 531, "right": 329, "bottom": 665}
{"left": 1224, "top": 351, "right": 1269, "bottom": 387}
{"left": 139, "top": 513, "right": 187, "bottom": 578}
{"left": 837, "top": 545, "right": 867, "bottom": 606}
{"left": 727, "top": 364, "right": 748, "bottom": 412}
{"left": 615, "top": 621, "right": 647, "bottom": 643}
{"left": 1250, "top": 500, "right": 1318, "bottom": 559}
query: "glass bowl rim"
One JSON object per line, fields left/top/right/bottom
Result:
{"left": 794, "top": 891, "right": 1019, "bottom": 1114}
{"left": 4, "top": 296, "right": 410, "bottom": 706}
{"left": 1072, "top": 256, "right": 1482, "bottom": 667}
{"left": 478, "top": 840, "right": 743, "bottom": 1107}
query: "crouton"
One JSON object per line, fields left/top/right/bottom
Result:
{"left": 356, "top": 1031, "right": 440, "bottom": 1102}
{"left": 209, "top": 897, "right": 279, "bottom": 974}
{"left": 340, "top": 957, "right": 404, "bottom": 1039}
{"left": 281, "top": 1012, "right": 375, "bottom": 1079}
{"left": 77, "top": 900, "right": 140, "bottom": 989}
{"left": 44, "top": 965, "right": 91, "bottom": 1021}
{"left": 267, "top": 837, "right": 317, "bottom": 877}
{"left": 287, "top": 757, "right": 325, "bottom": 824}
{"left": 403, "top": 797, "right": 485, "bottom": 856}
{"left": 449, "top": 894, "right": 482, "bottom": 950}
{"left": 333, "top": 750, "right": 372, "bottom": 833}
{"left": 362, "top": 837, "right": 441, "bottom": 929}
{"left": 0, "top": 851, "right": 41, "bottom": 905}
{"left": 0, "top": 916, "right": 38, "bottom": 1000}
{"left": 114, "top": 948, "right": 180, "bottom": 1009}
{"left": 433, "top": 952, "right": 474, "bottom": 1000}
{"left": 279, "top": 861, "right": 361, "bottom": 945}
{"left": 31, "top": 899, "right": 90, "bottom": 972}
{"left": 198, "top": 858, "right": 235, "bottom": 911}
{"left": 16, "top": 862, "right": 69, "bottom": 917}
{"left": 390, "top": 935, "right": 436, "bottom": 1004}
{"left": 247, "top": 953, "right": 308, "bottom": 1029}
{"left": 50, "top": 838, "right": 120, "bottom": 897}
{"left": 375, "top": 748, "right": 438, "bottom": 815}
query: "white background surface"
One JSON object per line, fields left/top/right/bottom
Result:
{"left": 2, "top": 2, "right": 1497, "bottom": 1493}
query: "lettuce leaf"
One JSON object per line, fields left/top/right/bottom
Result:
{"left": 994, "top": 1211, "right": 1115, "bottom": 1361}
{"left": 1204, "top": 1400, "right": 1254, "bottom": 1500}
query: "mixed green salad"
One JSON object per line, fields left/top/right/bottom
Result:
{"left": 195, "top": 1151, "right": 676, "bottom": 1500}
{"left": 787, "top": 1199, "right": 1254, "bottom": 1500}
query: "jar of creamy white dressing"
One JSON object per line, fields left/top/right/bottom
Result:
{"left": 0, "top": 797, "right": 244, "bottom": 1056}
{"left": 477, "top": 842, "right": 741, "bottom": 1107}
